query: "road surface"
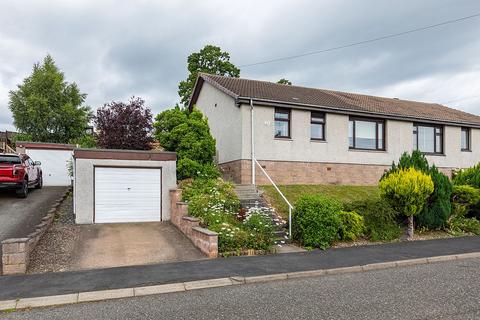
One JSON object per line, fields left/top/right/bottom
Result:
{"left": 3, "top": 257, "right": 480, "bottom": 319}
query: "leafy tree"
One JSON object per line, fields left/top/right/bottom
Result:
{"left": 69, "top": 134, "right": 97, "bottom": 149}
{"left": 95, "top": 97, "right": 153, "bottom": 150}
{"left": 178, "top": 45, "right": 240, "bottom": 106}
{"left": 277, "top": 78, "right": 292, "bottom": 85}
{"left": 8, "top": 55, "right": 91, "bottom": 143}
{"left": 154, "top": 106, "right": 217, "bottom": 180}
{"left": 383, "top": 151, "right": 452, "bottom": 229}
{"left": 380, "top": 168, "right": 434, "bottom": 238}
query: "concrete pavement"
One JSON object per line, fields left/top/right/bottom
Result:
{"left": 3, "top": 257, "right": 480, "bottom": 319}
{"left": 1, "top": 236, "right": 479, "bottom": 301}
{"left": 0, "top": 187, "right": 68, "bottom": 242}
{"left": 71, "top": 222, "right": 205, "bottom": 270}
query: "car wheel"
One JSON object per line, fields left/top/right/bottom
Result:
{"left": 16, "top": 179, "right": 28, "bottom": 198}
{"left": 35, "top": 174, "right": 43, "bottom": 189}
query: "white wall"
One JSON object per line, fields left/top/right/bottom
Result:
{"left": 194, "top": 82, "right": 243, "bottom": 163}
{"left": 26, "top": 148, "right": 72, "bottom": 186}
{"left": 74, "top": 158, "right": 177, "bottom": 224}
{"left": 240, "top": 104, "right": 480, "bottom": 169}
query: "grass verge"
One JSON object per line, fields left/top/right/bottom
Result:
{"left": 260, "top": 184, "right": 380, "bottom": 218}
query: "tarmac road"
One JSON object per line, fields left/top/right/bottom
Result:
{"left": 4, "top": 257, "right": 480, "bottom": 320}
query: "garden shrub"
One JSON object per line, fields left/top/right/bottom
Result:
{"left": 182, "top": 178, "right": 274, "bottom": 252}
{"left": 344, "top": 199, "right": 401, "bottom": 241}
{"left": 452, "top": 164, "right": 480, "bottom": 188}
{"left": 383, "top": 151, "right": 452, "bottom": 229}
{"left": 181, "top": 178, "right": 240, "bottom": 215}
{"left": 338, "top": 211, "right": 364, "bottom": 241}
{"left": 154, "top": 106, "right": 218, "bottom": 180}
{"left": 292, "top": 195, "right": 342, "bottom": 249}
{"left": 451, "top": 185, "right": 480, "bottom": 207}
{"left": 379, "top": 167, "right": 434, "bottom": 237}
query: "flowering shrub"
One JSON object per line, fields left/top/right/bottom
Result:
{"left": 181, "top": 178, "right": 275, "bottom": 252}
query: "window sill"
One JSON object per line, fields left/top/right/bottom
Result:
{"left": 461, "top": 149, "right": 472, "bottom": 152}
{"left": 421, "top": 152, "right": 445, "bottom": 156}
{"left": 348, "top": 148, "right": 387, "bottom": 153}
{"left": 274, "top": 137, "right": 293, "bottom": 141}
{"left": 310, "top": 139, "right": 326, "bottom": 143}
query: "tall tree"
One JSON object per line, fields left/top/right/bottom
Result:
{"left": 277, "top": 78, "right": 292, "bottom": 85}
{"left": 95, "top": 97, "right": 153, "bottom": 150}
{"left": 8, "top": 55, "right": 91, "bottom": 143}
{"left": 178, "top": 45, "right": 240, "bottom": 106}
{"left": 154, "top": 106, "right": 218, "bottom": 180}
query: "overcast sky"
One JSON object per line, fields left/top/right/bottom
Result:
{"left": 1, "top": 0, "right": 479, "bottom": 131}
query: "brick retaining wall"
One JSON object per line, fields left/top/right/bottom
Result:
{"left": 219, "top": 160, "right": 454, "bottom": 185}
{"left": 1, "top": 189, "right": 70, "bottom": 275}
{"left": 169, "top": 189, "right": 218, "bottom": 258}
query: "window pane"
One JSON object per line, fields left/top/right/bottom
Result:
{"left": 311, "top": 112, "right": 324, "bottom": 123}
{"left": 311, "top": 123, "right": 324, "bottom": 140}
{"left": 461, "top": 129, "right": 469, "bottom": 150}
{"left": 275, "top": 121, "right": 289, "bottom": 137}
{"left": 349, "top": 121, "right": 354, "bottom": 147}
{"left": 436, "top": 134, "right": 442, "bottom": 153}
{"left": 418, "top": 126, "right": 434, "bottom": 153}
{"left": 275, "top": 111, "right": 289, "bottom": 120}
{"left": 378, "top": 122, "right": 383, "bottom": 149}
{"left": 355, "top": 120, "right": 376, "bottom": 149}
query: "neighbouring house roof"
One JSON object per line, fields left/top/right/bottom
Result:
{"left": 0, "top": 131, "right": 17, "bottom": 142}
{"left": 190, "top": 73, "right": 480, "bottom": 127}
{"left": 16, "top": 141, "right": 76, "bottom": 151}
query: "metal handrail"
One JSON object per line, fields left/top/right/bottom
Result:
{"left": 253, "top": 158, "right": 293, "bottom": 239}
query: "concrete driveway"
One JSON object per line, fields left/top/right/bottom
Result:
{"left": 0, "top": 186, "right": 67, "bottom": 242}
{"left": 71, "top": 222, "right": 205, "bottom": 270}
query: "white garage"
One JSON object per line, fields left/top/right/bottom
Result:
{"left": 17, "top": 142, "right": 75, "bottom": 186}
{"left": 94, "top": 167, "right": 162, "bottom": 223}
{"left": 73, "top": 149, "right": 177, "bottom": 224}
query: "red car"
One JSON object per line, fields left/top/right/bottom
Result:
{"left": 0, "top": 153, "right": 43, "bottom": 198}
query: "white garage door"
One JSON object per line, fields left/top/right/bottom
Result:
{"left": 94, "top": 167, "right": 161, "bottom": 223}
{"left": 26, "top": 149, "right": 72, "bottom": 186}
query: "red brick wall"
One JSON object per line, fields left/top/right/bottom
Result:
{"left": 219, "top": 160, "right": 455, "bottom": 186}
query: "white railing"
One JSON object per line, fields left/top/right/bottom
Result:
{"left": 253, "top": 158, "right": 293, "bottom": 239}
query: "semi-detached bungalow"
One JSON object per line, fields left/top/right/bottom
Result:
{"left": 190, "top": 73, "right": 480, "bottom": 186}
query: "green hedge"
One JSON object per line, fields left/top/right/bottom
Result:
{"left": 292, "top": 195, "right": 342, "bottom": 249}
{"left": 338, "top": 211, "right": 365, "bottom": 241}
{"left": 344, "top": 199, "right": 402, "bottom": 241}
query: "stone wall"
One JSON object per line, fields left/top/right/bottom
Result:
{"left": 1, "top": 189, "right": 70, "bottom": 275}
{"left": 169, "top": 189, "right": 218, "bottom": 258}
{"left": 220, "top": 159, "right": 455, "bottom": 185}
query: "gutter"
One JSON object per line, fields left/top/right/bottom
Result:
{"left": 236, "top": 97, "right": 480, "bottom": 128}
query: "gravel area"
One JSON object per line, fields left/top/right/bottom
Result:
{"left": 27, "top": 194, "right": 80, "bottom": 274}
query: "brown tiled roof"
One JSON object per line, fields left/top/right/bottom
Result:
{"left": 193, "top": 73, "right": 480, "bottom": 126}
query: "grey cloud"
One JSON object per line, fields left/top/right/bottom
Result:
{"left": 0, "top": 0, "right": 479, "bottom": 133}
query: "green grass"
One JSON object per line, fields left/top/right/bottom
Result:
{"left": 261, "top": 185, "right": 380, "bottom": 218}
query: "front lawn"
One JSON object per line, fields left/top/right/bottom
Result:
{"left": 261, "top": 184, "right": 380, "bottom": 219}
